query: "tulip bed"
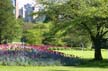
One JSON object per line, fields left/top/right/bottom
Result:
{"left": 0, "top": 44, "right": 81, "bottom": 66}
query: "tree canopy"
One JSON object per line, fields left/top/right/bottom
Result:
{"left": 0, "top": 0, "right": 22, "bottom": 43}
{"left": 37, "top": 0, "right": 108, "bottom": 60}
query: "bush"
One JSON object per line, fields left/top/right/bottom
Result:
{"left": 23, "top": 23, "right": 49, "bottom": 45}
{"left": 24, "top": 29, "right": 43, "bottom": 45}
{"left": 42, "top": 32, "right": 65, "bottom": 46}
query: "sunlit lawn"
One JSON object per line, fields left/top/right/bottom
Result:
{"left": 56, "top": 49, "right": 108, "bottom": 59}
{"left": 0, "top": 49, "right": 108, "bottom": 71}
{"left": 0, "top": 66, "right": 108, "bottom": 71}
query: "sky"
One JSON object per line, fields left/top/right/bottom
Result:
{"left": 13, "top": 0, "right": 36, "bottom": 9}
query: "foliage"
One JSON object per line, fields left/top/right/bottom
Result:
{"left": 22, "top": 22, "right": 65, "bottom": 46}
{"left": 11, "top": 19, "right": 23, "bottom": 42}
{"left": 24, "top": 29, "right": 43, "bottom": 45}
{"left": 42, "top": 32, "right": 65, "bottom": 46}
{"left": 23, "top": 23, "right": 49, "bottom": 45}
{"left": 37, "top": 0, "right": 108, "bottom": 60}
{"left": 43, "top": 30, "right": 67, "bottom": 46}
{"left": 0, "top": 0, "right": 22, "bottom": 43}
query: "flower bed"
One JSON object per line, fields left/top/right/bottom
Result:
{"left": 0, "top": 44, "right": 81, "bottom": 66}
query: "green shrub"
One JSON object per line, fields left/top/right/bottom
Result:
{"left": 23, "top": 23, "right": 49, "bottom": 45}
{"left": 24, "top": 29, "right": 43, "bottom": 45}
{"left": 42, "top": 32, "right": 65, "bottom": 46}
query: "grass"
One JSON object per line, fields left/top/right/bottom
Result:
{"left": 0, "top": 49, "right": 108, "bottom": 71}
{"left": 0, "top": 66, "right": 108, "bottom": 71}
{"left": 56, "top": 49, "right": 108, "bottom": 59}
{"left": 56, "top": 49, "right": 108, "bottom": 68}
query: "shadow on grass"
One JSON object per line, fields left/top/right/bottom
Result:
{"left": 76, "top": 59, "right": 108, "bottom": 68}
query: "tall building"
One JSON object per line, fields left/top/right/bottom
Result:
{"left": 24, "top": 4, "right": 34, "bottom": 22}
{"left": 12, "top": 0, "right": 19, "bottom": 19}
{"left": 12, "top": 0, "right": 45, "bottom": 22}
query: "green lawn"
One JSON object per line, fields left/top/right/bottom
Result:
{"left": 0, "top": 66, "right": 108, "bottom": 71}
{"left": 0, "top": 49, "right": 108, "bottom": 71}
{"left": 56, "top": 49, "right": 108, "bottom": 59}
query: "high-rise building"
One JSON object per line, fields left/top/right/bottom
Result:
{"left": 24, "top": 4, "right": 34, "bottom": 22}
{"left": 12, "top": 0, "right": 45, "bottom": 22}
{"left": 12, "top": 0, "right": 19, "bottom": 19}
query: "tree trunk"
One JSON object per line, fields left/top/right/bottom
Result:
{"left": 91, "top": 36, "right": 103, "bottom": 61}
{"left": 92, "top": 38, "right": 103, "bottom": 60}
{"left": 94, "top": 47, "right": 103, "bottom": 60}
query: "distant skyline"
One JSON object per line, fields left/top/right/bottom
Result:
{"left": 12, "top": 0, "right": 45, "bottom": 22}
{"left": 13, "top": 0, "right": 36, "bottom": 9}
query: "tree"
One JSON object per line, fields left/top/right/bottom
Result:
{"left": 37, "top": 0, "right": 108, "bottom": 60}
{"left": 0, "top": 0, "right": 22, "bottom": 43}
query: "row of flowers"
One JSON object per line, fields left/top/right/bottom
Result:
{"left": 0, "top": 44, "right": 67, "bottom": 56}
{"left": 0, "top": 44, "right": 81, "bottom": 66}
